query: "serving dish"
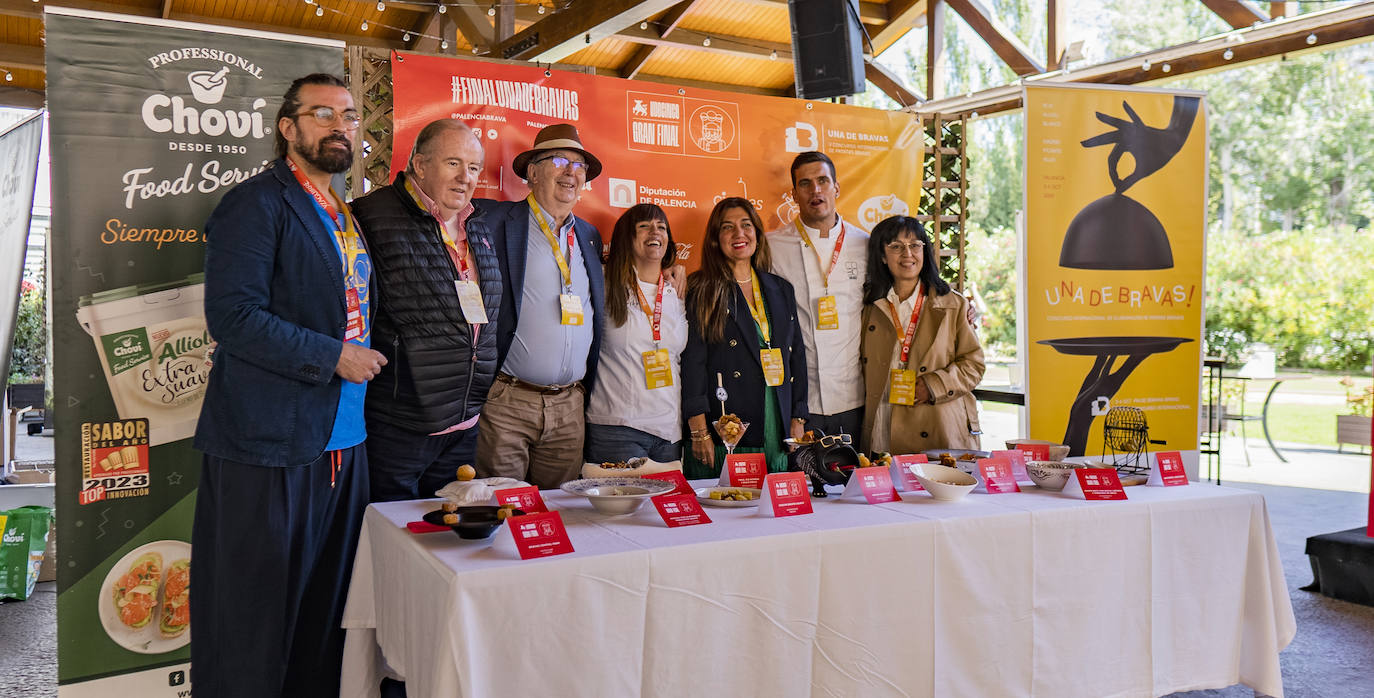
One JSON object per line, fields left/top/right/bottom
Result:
{"left": 909, "top": 463, "right": 977, "bottom": 501}
{"left": 694, "top": 486, "right": 763, "bottom": 508}
{"left": 560, "top": 477, "right": 676, "bottom": 515}
{"left": 1024, "top": 460, "right": 1091, "bottom": 491}
{"left": 920, "top": 449, "right": 991, "bottom": 474}
{"left": 1005, "top": 439, "right": 1071, "bottom": 462}
{"left": 580, "top": 458, "right": 682, "bottom": 479}
{"left": 423, "top": 506, "right": 524, "bottom": 540}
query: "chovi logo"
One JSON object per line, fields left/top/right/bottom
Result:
{"left": 141, "top": 48, "right": 270, "bottom": 139}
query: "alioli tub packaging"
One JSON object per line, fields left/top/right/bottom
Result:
{"left": 75, "top": 275, "right": 209, "bottom": 447}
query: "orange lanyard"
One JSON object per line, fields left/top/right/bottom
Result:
{"left": 286, "top": 156, "right": 360, "bottom": 281}
{"left": 404, "top": 177, "right": 472, "bottom": 280}
{"left": 887, "top": 284, "right": 926, "bottom": 364}
{"left": 634, "top": 273, "right": 665, "bottom": 344}
{"left": 793, "top": 219, "right": 845, "bottom": 290}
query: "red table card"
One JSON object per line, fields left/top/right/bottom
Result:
{"left": 841, "top": 466, "right": 900, "bottom": 503}
{"left": 1063, "top": 468, "right": 1128, "bottom": 500}
{"left": 760, "top": 471, "right": 814, "bottom": 517}
{"left": 976, "top": 458, "right": 1021, "bottom": 494}
{"left": 1148, "top": 451, "right": 1189, "bottom": 486}
{"left": 406, "top": 520, "right": 449, "bottom": 534}
{"left": 992, "top": 449, "right": 1031, "bottom": 483}
{"left": 493, "top": 485, "right": 548, "bottom": 513}
{"left": 506, "top": 511, "right": 575, "bottom": 559}
{"left": 643, "top": 470, "right": 695, "bottom": 497}
{"left": 891, "top": 454, "right": 926, "bottom": 491}
{"left": 721, "top": 453, "right": 767, "bottom": 489}
{"left": 652, "top": 494, "right": 713, "bottom": 527}
{"left": 1015, "top": 443, "right": 1051, "bottom": 462}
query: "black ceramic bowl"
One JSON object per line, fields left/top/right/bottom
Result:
{"left": 423, "top": 506, "right": 524, "bottom": 540}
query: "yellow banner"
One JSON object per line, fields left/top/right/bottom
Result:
{"left": 1024, "top": 84, "right": 1206, "bottom": 457}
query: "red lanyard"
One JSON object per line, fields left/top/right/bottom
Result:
{"left": 286, "top": 156, "right": 360, "bottom": 281}
{"left": 794, "top": 219, "right": 846, "bottom": 290}
{"left": 634, "top": 273, "right": 665, "bottom": 344}
{"left": 286, "top": 156, "right": 342, "bottom": 226}
{"left": 887, "top": 284, "right": 926, "bottom": 364}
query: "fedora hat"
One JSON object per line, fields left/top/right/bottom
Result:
{"left": 512, "top": 123, "right": 603, "bottom": 181}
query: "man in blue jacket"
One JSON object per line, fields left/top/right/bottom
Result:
{"left": 476, "top": 124, "right": 606, "bottom": 489}
{"left": 191, "top": 73, "right": 386, "bottom": 698}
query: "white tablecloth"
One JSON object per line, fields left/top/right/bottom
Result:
{"left": 340, "top": 482, "right": 1295, "bottom": 698}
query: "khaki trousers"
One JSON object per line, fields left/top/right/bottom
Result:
{"left": 476, "top": 378, "right": 585, "bottom": 490}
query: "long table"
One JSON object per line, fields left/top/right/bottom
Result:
{"left": 340, "top": 482, "right": 1295, "bottom": 698}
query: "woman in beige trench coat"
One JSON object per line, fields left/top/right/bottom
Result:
{"left": 859, "top": 216, "right": 985, "bottom": 455}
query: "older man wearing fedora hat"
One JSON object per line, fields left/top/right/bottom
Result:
{"left": 475, "top": 123, "right": 607, "bottom": 488}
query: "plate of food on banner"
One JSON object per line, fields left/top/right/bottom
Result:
{"left": 98, "top": 539, "right": 191, "bottom": 654}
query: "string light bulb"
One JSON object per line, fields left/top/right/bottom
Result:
{"left": 1223, "top": 48, "right": 1233, "bottom": 60}
{"left": 472, "top": 47, "right": 480, "bottom": 54}
{"left": 403, "top": 32, "right": 411, "bottom": 41}
{"left": 315, "top": 5, "right": 323, "bottom": 16}
{"left": 769, "top": 50, "right": 777, "bottom": 60}
{"left": 376, "top": 1, "right": 385, "bottom": 10}
{"left": 1161, "top": 63, "right": 1171, "bottom": 73}
{"left": 438, "top": 4, "right": 446, "bottom": 14}
{"left": 640, "top": 21, "right": 648, "bottom": 30}
{"left": 1141, "top": 59, "right": 1151, "bottom": 71}
{"left": 1306, "top": 33, "right": 1317, "bottom": 45}
{"left": 361, "top": 20, "right": 368, "bottom": 30}
{"left": 537, "top": 4, "right": 545, "bottom": 14}
{"left": 702, "top": 37, "right": 710, "bottom": 46}
{"left": 440, "top": 39, "right": 449, "bottom": 50}
{"left": 4, "top": 72, "right": 11, "bottom": 82}
{"left": 487, "top": 4, "right": 495, "bottom": 16}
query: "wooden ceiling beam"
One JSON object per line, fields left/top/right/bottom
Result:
{"left": 634, "top": 73, "right": 790, "bottom": 96}
{"left": 0, "top": 86, "right": 43, "bottom": 110}
{"left": 409, "top": 9, "right": 444, "bottom": 53}
{"left": 446, "top": 3, "right": 496, "bottom": 48}
{"left": 753, "top": 0, "right": 889, "bottom": 25}
{"left": 619, "top": 44, "right": 657, "bottom": 79}
{"left": 617, "top": 24, "right": 791, "bottom": 61}
{"left": 492, "top": 0, "right": 683, "bottom": 62}
{"left": 160, "top": 0, "right": 172, "bottom": 19}
{"left": 1198, "top": 0, "right": 1267, "bottom": 30}
{"left": 0, "top": 44, "right": 44, "bottom": 72}
{"left": 945, "top": 0, "right": 1044, "bottom": 74}
{"left": 865, "top": 58, "right": 923, "bottom": 106}
{"left": 869, "top": 0, "right": 928, "bottom": 55}
{"left": 621, "top": 1, "right": 700, "bottom": 85}
{"left": 1047, "top": 0, "right": 1064, "bottom": 70}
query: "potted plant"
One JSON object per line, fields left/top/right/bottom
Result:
{"left": 1336, "top": 377, "right": 1372, "bottom": 452}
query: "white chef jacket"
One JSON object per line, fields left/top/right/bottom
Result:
{"left": 766, "top": 216, "right": 868, "bottom": 417}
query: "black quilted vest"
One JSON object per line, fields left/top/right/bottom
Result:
{"left": 351, "top": 173, "right": 502, "bottom": 433}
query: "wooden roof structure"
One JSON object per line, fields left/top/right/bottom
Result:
{"left": 3, "top": 0, "right": 1374, "bottom": 114}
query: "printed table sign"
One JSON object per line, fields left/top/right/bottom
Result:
{"left": 406, "top": 520, "right": 449, "bottom": 534}
{"left": 1014, "top": 442, "right": 1051, "bottom": 462}
{"left": 1148, "top": 451, "right": 1189, "bottom": 487}
{"left": 720, "top": 453, "right": 767, "bottom": 489}
{"left": 992, "top": 449, "right": 1032, "bottom": 484}
{"left": 891, "top": 454, "right": 926, "bottom": 491}
{"left": 507, "top": 511, "right": 575, "bottom": 559}
{"left": 841, "top": 466, "right": 900, "bottom": 503}
{"left": 652, "top": 494, "right": 713, "bottom": 527}
{"left": 759, "top": 471, "right": 814, "bottom": 518}
{"left": 1063, "top": 468, "right": 1128, "bottom": 500}
{"left": 643, "top": 470, "right": 695, "bottom": 497}
{"left": 493, "top": 485, "right": 549, "bottom": 513}
{"left": 976, "top": 458, "right": 1021, "bottom": 494}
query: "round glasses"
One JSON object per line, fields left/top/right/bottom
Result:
{"left": 532, "top": 154, "right": 589, "bottom": 174}
{"left": 294, "top": 106, "right": 362, "bottom": 130}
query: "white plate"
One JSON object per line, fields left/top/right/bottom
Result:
{"left": 98, "top": 539, "right": 191, "bottom": 654}
{"left": 695, "top": 487, "right": 763, "bottom": 508}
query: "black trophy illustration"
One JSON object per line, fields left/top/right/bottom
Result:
{"left": 1041, "top": 95, "right": 1201, "bottom": 456}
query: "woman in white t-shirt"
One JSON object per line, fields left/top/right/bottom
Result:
{"left": 585, "top": 204, "right": 689, "bottom": 463}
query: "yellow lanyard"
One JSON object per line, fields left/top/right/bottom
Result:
{"left": 404, "top": 178, "right": 472, "bottom": 280}
{"left": 744, "top": 269, "right": 771, "bottom": 346}
{"left": 527, "top": 194, "right": 574, "bottom": 289}
{"left": 286, "top": 156, "right": 362, "bottom": 283}
{"left": 793, "top": 218, "right": 846, "bottom": 291}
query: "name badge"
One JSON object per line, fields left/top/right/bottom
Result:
{"left": 816, "top": 295, "right": 839, "bottom": 330}
{"left": 889, "top": 368, "right": 917, "bottom": 405}
{"left": 344, "top": 288, "right": 363, "bottom": 341}
{"left": 559, "top": 293, "right": 584, "bottom": 326}
{"left": 760, "top": 348, "right": 785, "bottom": 387}
{"left": 642, "top": 348, "right": 673, "bottom": 389}
{"left": 454, "top": 280, "right": 488, "bottom": 325}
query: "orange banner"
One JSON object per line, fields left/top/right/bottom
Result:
{"left": 391, "top": 52, "right": 921, "bottom": 266}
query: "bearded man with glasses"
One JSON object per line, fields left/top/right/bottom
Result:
{"left": 192, "top": 73, "right": 385, "bottom": 698}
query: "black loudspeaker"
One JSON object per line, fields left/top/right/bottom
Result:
{"left": 788, "top": 0, "right": 866, "bottom": 100}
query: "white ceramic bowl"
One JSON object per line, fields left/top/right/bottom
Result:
{"left": 560, "top": 477, "right": 676, "bottom": 515}
{"left": 1023, "top": 460, "right": 1090, "bottom": 491}
{"left": 1005, "top": 439, "right": 1071, "bottom": 462}
{"left": 909, "top": 463, "right": 977, "bottom": 501}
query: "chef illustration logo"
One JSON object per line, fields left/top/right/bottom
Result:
{"left": 141, "top": 47, "right": 271, "bottom": 139}
{"left": 689, "top": 106, "right": 734, "bottom": 154}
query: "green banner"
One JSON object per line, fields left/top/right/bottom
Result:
{"left": 45, "top": 8, "right": 341, "bottom": 694}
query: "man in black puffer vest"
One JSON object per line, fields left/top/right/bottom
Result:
{"left": 351, "top": 119, "right": 502, "bottom": 501}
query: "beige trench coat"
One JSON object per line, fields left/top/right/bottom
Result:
{"left": 859, "top": 287, "right": 986, "bottom": 454}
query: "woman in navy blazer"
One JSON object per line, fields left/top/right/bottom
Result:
{"left": 681, "top": 197, "right": 808, "bottom": 479}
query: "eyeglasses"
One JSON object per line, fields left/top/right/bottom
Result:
{"left": 532, "top": 154, "right": 589, "bottom": 174}
{"left": 294, "top": 107, "right": 362, "bottom": 129}
{"left": 885, "top": 241, "right": 926, "bottom": 256}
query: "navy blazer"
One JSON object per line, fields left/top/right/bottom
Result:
{"left": 195, "top": 159, "right": 364, "bottom": 467}
{"left": 681, "top": 271, "right": 809, "bottom": 448}
{"left": 479, "top": 198, "right": 606, "bottom": 393}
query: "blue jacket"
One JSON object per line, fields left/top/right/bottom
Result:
{"left": 480, "top": 198, "right": 606, "bottom": 393}
{"left": 194, "top": 159, "right": 366, "bottom": 466}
